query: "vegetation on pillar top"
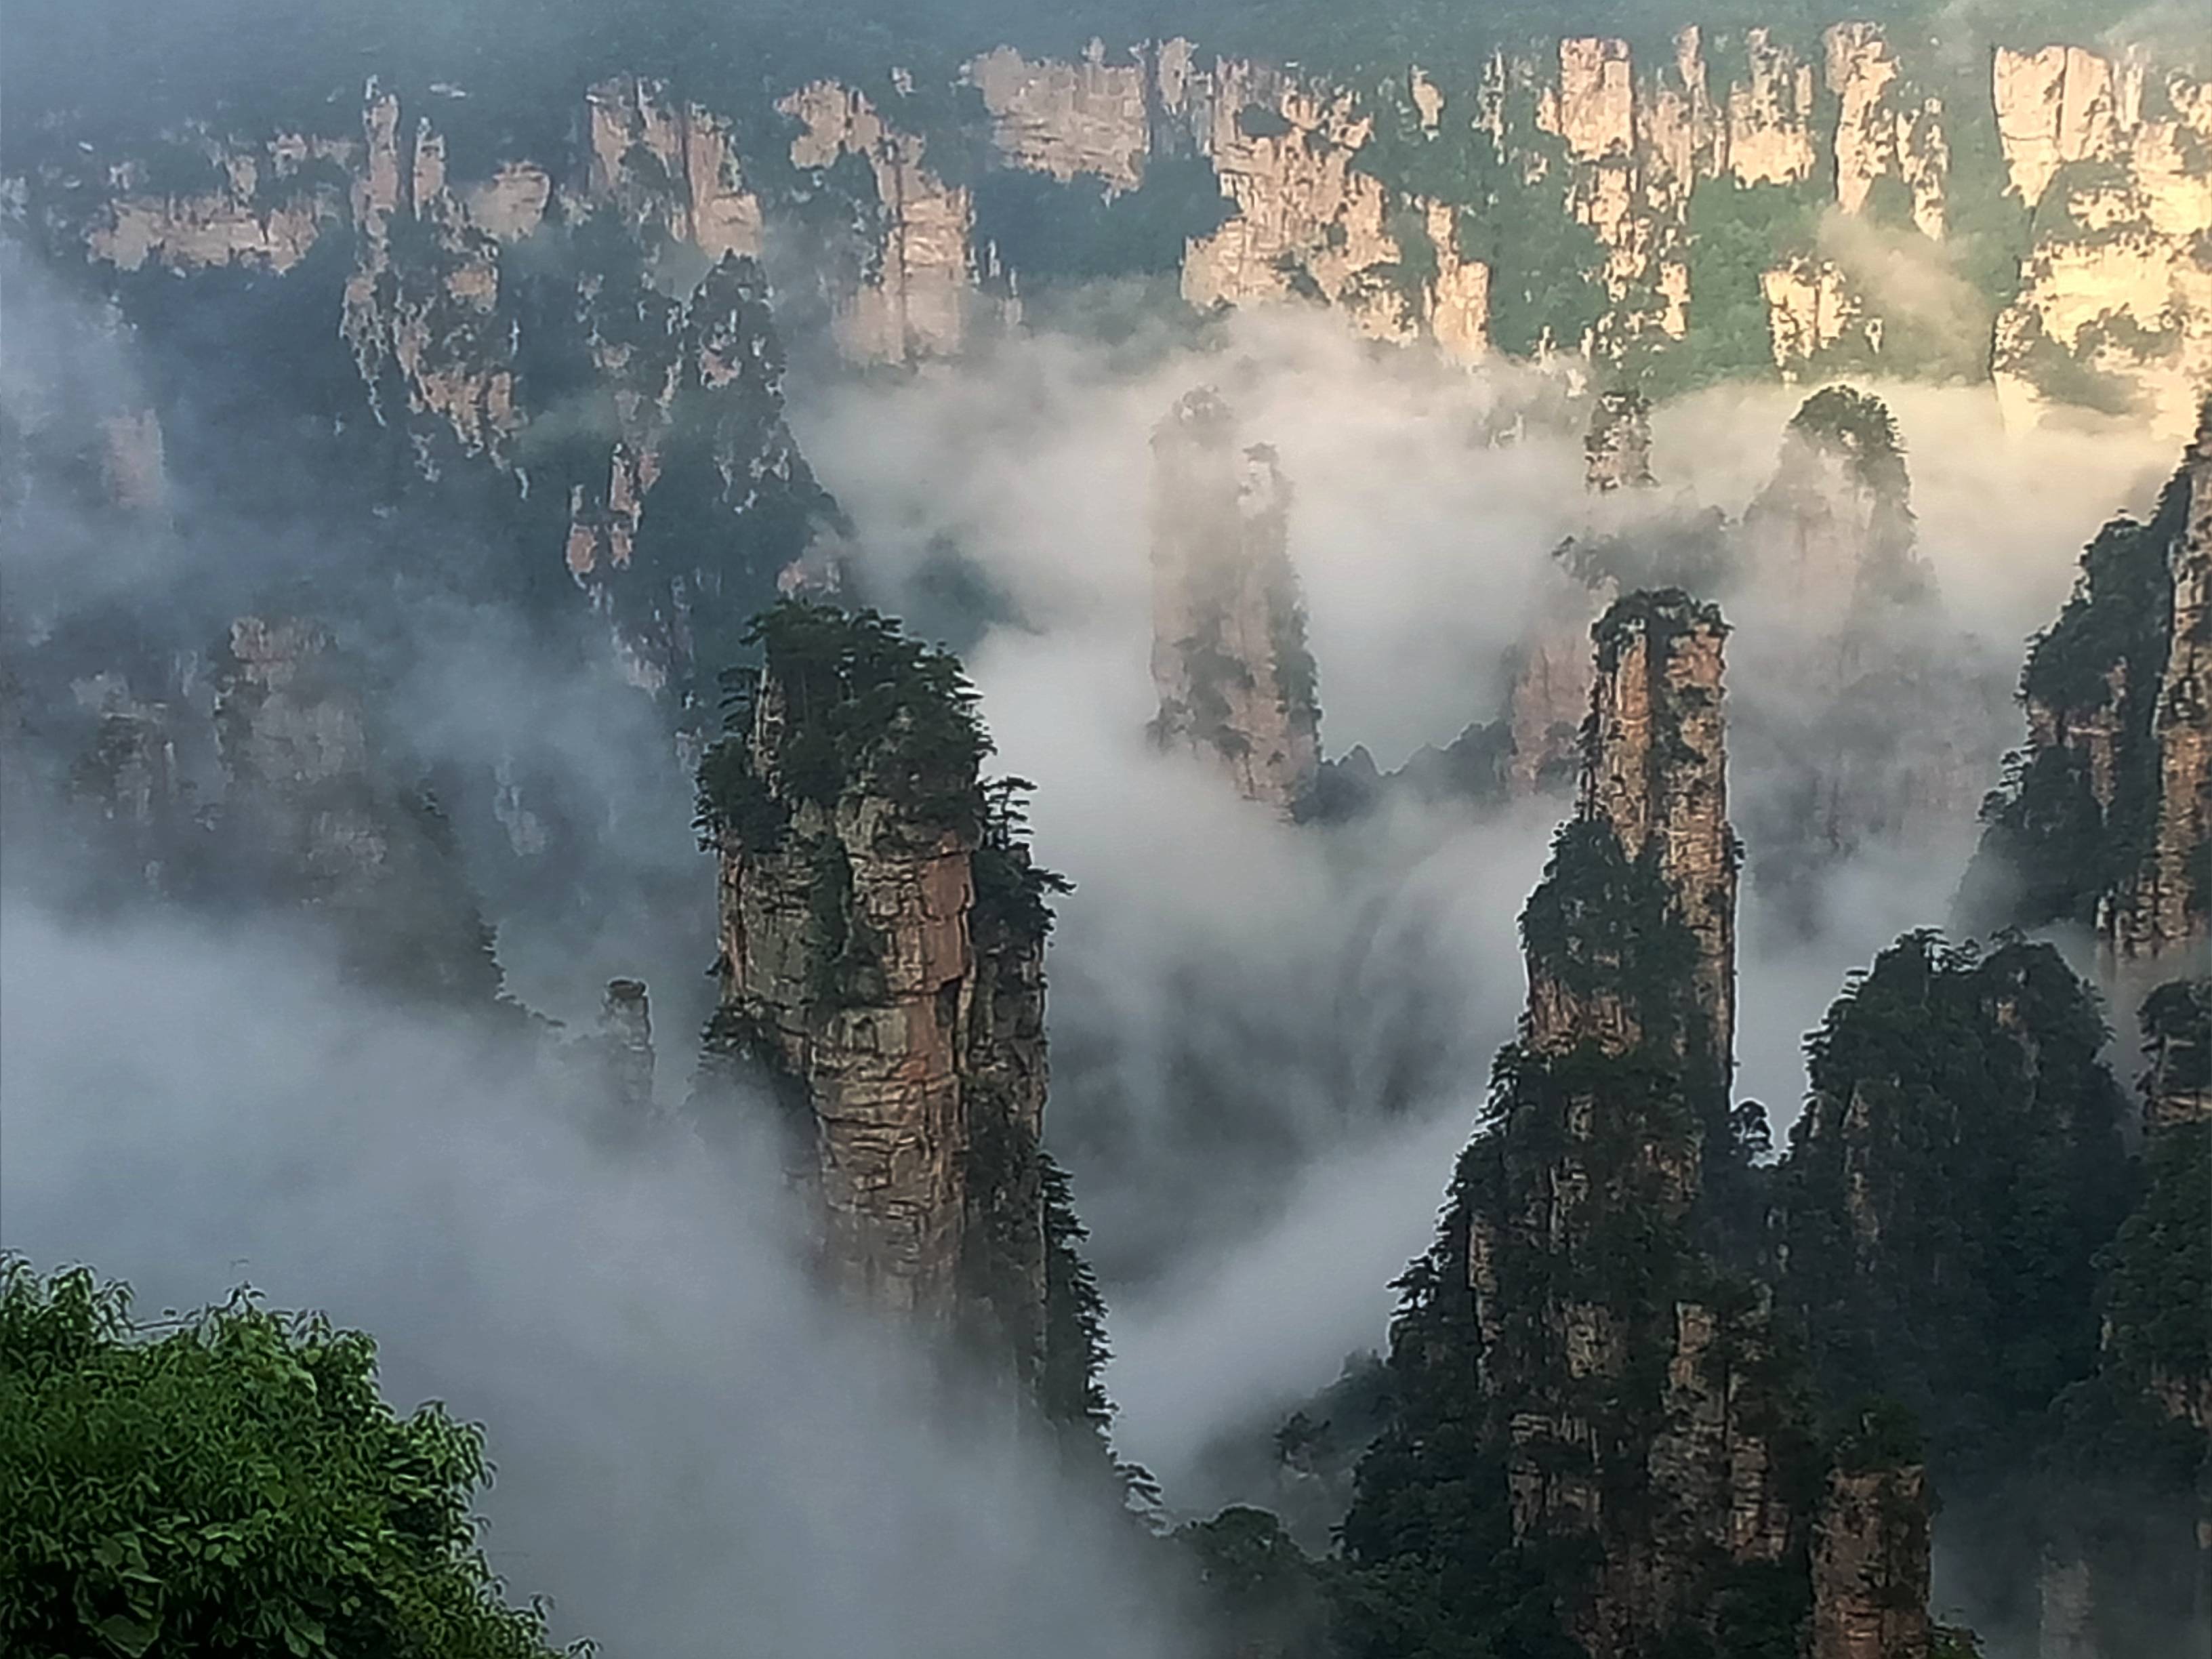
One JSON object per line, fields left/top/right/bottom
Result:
{"left": 1785, "top": 385, "right": 1910, "bottom": 499}
{"left": 1591, "top": 586, "right": 1727, "bottom": 672}
{"left": 1967, "top": 465, "right": 2187, "bottom": 934}
{"left": 696, "top": 599, "right": 992, "bottom": 848}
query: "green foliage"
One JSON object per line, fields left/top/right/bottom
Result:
{"left": 1519, "top": 821, "right": 1704, "bottom": 1057}
{"left": 972, "top": 157, "right": 1233, "bottom": 286}
{"left": 1671, "top": 178, "right": 1822, "bottom": 388}
{"left": 1353, "top": 73, "right": 1603, "bottom": 358}
{"left": 0, "top": 1259, "right": 572, "bottom": 1659}
{"left": 697, "top": 600, "right": 992, "bottom": 846}
{"left": 2097, "top": 1117, "right": 2211, "bottom": 1385}
{"left": 1776, "top": 933, "right": 2135, "bottom": 1489}
{"left": 1039, "top": 1155, "right": 1115, "bottom": 1457}
{"left": 1331, "top": 1139, "right": 1584, "bottom": 1659}
{"left": 1969, "top": 469, "right": 2186, "bottom": 933}
{"left": 970, "top": 778, "right": 1073, "bottom": 946}
{"left": 1176, "top": 1507, "right": 1334, "bottom": 1659}
{"left": 1831, "top": 1397, "right": 1927, "bottom": 1475}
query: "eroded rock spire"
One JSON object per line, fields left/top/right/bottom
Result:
{"left": 695, "top": 603, "right": 1063, "bottom": 1391}
{"left": 1148, "top": 388, "right": 1320, "bottom": 812}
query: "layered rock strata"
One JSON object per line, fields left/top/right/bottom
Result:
{"left": 697, "top": 605, "right": 1055, "bottom": 1382}
{"left": 20, "top": 28, "right": 2211, "bottom": 438}
{"left": 1389, "top": 588, "right": 1930, "bottom": 1656}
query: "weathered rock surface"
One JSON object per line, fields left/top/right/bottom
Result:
{"left": 2102, "top": 406, "right": 2212, "bottom": 968}
{"left": 1458, "top": 590, "right": 1835, "bottom": 1654}
{"left": 781, "top": 79, "right": 979, "bottom": 363}
{"left": 19, "top": 26, "right": 2210, "bottom": 430}
{"left": 1993, "top": 51, "right": 2212, "bottom": 441}
{"left": 699, "top": 610, "right": 1054, "bottom": 1383}
{"left": 1812, "top": 1462, "right": 1933, "bottom": 1659}
{"left": 1148, "top": 388, "right": 1320, "bottom": 812}
{"left": 1973, "top": 406, "right": 2211, "bottom": 971}
{"left": 2139, "top": 978, "right": 2212, "bottom": 1132}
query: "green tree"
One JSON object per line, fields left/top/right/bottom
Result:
{"left": 0, "top": 1259, "right": 576, "bottom": 1659}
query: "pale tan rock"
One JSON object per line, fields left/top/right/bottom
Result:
{"left": 968, "top": 41, "right": 1150, "bottom": 189}
{"left": 779, "top": 79, "right": 976, "bottom": 363}
{"left": 86, "top": 131, "right": 350, "bottom": 273}
{"left": 582, "top": 75, "right": 764, "bottom": 260}
{"left": 1825, "top": 22, "right": 1947, "bottom": 239}
{"left": 1994, "top": 58, "right": 2212, "bottom": 441}
{"left": 1725, "top": 28, "right": 1819, "bottom": 187}
{"left": 1557, "top": 37, "right": 1636, "bottom": 162}
{"left": 1763, "top": 255, "right": 1870, "bottom": 375}
{"left": 342, "top": 87, "right": 519, "bottom": 463}
{"left": 1424, "top": 197, "right": 1492, "bottom": 363}
{"left": 1181, "top": 60, "right": 1414, "bottom": 344}
{"left": 709, "top": 672, "right": 1052, "bottom": 1363}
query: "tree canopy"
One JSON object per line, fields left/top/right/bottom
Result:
{"left": 0, "top": 1258, "right": 575, "bottom": 1659}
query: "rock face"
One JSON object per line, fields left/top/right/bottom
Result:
{"left": 1344, "top": 587, "right": 1940, "bottom": 1656}
{"left": 18, "top": 26, "right": 2211, "bottom": 434}
{"left": 1502, "top": 390, "right": 1659, "bottom": 800}
{"left": 1734, "top": 387, "right": 1999, "bottom": 903}
{"left": 210, "top": 616, "right": 506, "bottom": 1004}
{"left": 697, "top": 605, "right": 1057, "bottom": 1382}
{"left": 968, "top": 41, "right": 1155, "bottom": 190}
{"left": 1742, "top": 386, "right": 1923, "bottom": 618}
{"left": 1482, "top": 593, "right": 1792, "bottom": 1656}
{"left": 1148, "top": 388, "right": 1321, "bottom": 812}
{"left": 1992, "top": 49, "right": 2212, "bottom": 439}
{"left": 1532, "top": 590, "right": 1737, "bottom": 1081}
{"left": 2102, "top": 407, "right": 2212, "bottom": 968}
{"left": 2139, "top": 978, "right": 2212, "bottom": 1132}
{"left": 1812, "top": 1459, "right": 1933, "bottom": 1659}
{"left": 1584, "top": 387, "right": 1657, "bottom": 492}
{"left": 1971, "top": 405, "right": 2211, "bottom": 972}
{"left": 779, "top": 79, "right": 981, "bottom": 363}
{"left": 596, "top": 977, "right": 657, "bottom": 1128}
{"left": 1345, "top": 587, "right": 1936, "bottom": 1656}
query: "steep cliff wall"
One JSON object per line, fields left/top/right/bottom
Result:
{"left": 17, "top": 24, "right": 2209, "bottom": 432}
{"left": 696, "top": 604, "right": 1061, "bottom": 1386}
{"left": 1992, "top": 49, "right": 2212, "bottom": 438}
{"left": 1525, "top": 590, "right": 1736, "bottom": 1086}
{"left": 1812, "top": 1450, "right": 1933, "bottom": 1659}
{"left": 1345, "top": 586, "right": 1936, "bottom": 1658}
{"left": 2102, "top": 407, "right": 2212, "bottom": 966}
{"left": 209, "top": 615, "right": 506, "bottom": 1003}
{"left": 1148, "top": 388, "right": 1321, "bottom": 812}
{"left": 1971, "top": 407, "right": 2211, "bottom": 970}
{"left": 779, "top": 79, "right": 981, "bottom": 363}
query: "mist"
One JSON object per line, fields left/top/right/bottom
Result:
{"left": 2, "top": 116, "right": 2188, "bottom": 1635}
{"left": 0, "top": 899, "right": 1192, "bottom": 1659}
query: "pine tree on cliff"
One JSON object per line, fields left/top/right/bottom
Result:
{"left": 1770, "top": 933, "right": 2137, "bottom": 1640}
{"left": 1966, "top": 403, "right": 2211, "bottom": 966}
{"left": 693, "top": 600, "right": 1109, "bottom": 1433}
{"left": 1338, "top": 590, "right": 1927, "bottom": 1659}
